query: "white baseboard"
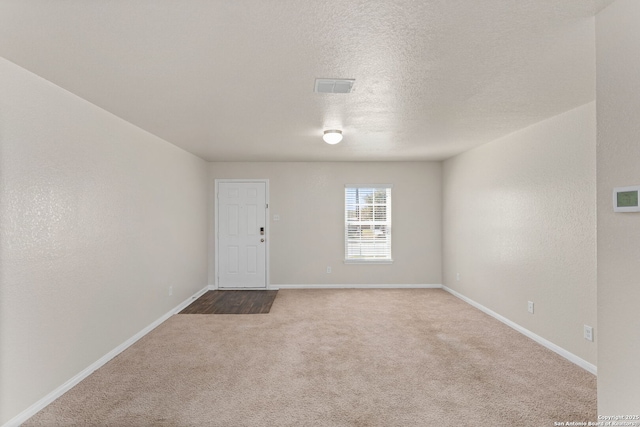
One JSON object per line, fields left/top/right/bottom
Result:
{"left": 442, "top": 285, "right": 597, "bottom": 375}
{"left": 274, "top": 284, "right": 443, "bottom": 290}
{"left": 2, "top": 285, "right": 209, "bottom": 427}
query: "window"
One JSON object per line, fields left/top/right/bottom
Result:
{"left": 345, "top": 185, "right": 392, "bottom": 263}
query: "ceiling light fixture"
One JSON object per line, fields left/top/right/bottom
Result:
{"left": 323, "top": 129, "right": 343, "bottom": 144}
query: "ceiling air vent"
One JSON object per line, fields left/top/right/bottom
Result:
{"left": 314, "top": 78, "right": 355, "bottom": 94}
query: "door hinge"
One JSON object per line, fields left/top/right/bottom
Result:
{"left": 266, "top": 203, "right": 269, "bottom": 208}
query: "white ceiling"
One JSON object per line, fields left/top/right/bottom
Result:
{"left": 0, "top": 1, "right": 608, "bottom": 162}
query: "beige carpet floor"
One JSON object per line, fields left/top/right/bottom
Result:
{"left": 25, "top": 289, "right": 596, "bottom": 426}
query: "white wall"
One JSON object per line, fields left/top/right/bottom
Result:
{"left": 209, "top": 162, "right": 442, "bottom": 286}
{"left": 596, "top": 0, "right": 640, "bottom": 413}
{"left": 442, "top": 102, "right": 597, "bottom": 366}
{"left": 0, "top": 58, "right": 209, "bottom": 424}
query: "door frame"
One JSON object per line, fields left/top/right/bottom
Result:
{"left": 214, "top": 179, "right": 270, "bottom": 290}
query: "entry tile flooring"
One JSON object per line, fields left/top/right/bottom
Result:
{"left": 180, "top": 290, "right": 278, "bottom": 314}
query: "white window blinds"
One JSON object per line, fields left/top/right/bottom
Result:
{"left": 345, "top": 185, "right": 392, "bottom": 262}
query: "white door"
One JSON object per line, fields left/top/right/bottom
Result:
{"left": 217, "top": 181, "right": 267, "bottom": 289}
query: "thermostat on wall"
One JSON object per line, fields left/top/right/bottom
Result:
{"left": 613, "top": 185, "right": 640, "bottom": 212}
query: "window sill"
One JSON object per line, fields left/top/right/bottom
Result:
{"left": 344, "top": 259, "right": 394, "bottom": 265}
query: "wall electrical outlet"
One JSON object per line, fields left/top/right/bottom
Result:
{"left": 528, "top": 301, "right": 534, "bottom": 314}
{"left": 584, "top": 325, "right": 594, "bottom": 342}
{"left": 456, "top": 272, "right": 460, "bottom": 281}
{"left": 326, "top": 266, "right": 332, "bottom": 274}
{"left": 168, "top": 285, "right": 173, "bottom": 296}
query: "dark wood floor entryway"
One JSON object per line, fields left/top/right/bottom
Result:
{"left": 180, "top": 290, "right": 278, "bottom": 314}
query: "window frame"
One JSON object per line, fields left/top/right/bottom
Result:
{"left": 344, "top": 184, "right": 393, "bottom": 264}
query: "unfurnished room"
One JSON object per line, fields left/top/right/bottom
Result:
{"left": 1, "top": 0, "right": 639, "bottom": 426}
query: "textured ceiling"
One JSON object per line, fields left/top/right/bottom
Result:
{"left": 0, "top": 0, "right": 601, "bottom": 161}
{"left": 596, "top": 0, "right": 618, "bottom": 12}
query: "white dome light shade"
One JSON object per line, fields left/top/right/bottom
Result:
{"left": 323, "top": 129, "right": 343, "bottom": 144}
